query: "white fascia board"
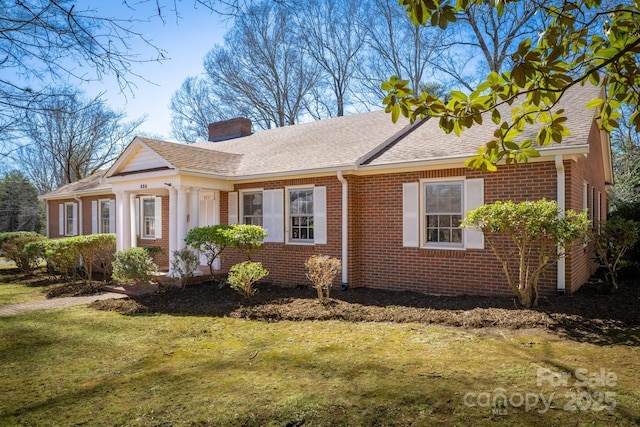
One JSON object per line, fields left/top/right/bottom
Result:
{"left": 105, "top": 168, "right": 180, "bottom": 183}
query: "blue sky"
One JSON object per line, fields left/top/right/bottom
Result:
{"left": 76, "top": 1, "right": 229, "bottom": 140}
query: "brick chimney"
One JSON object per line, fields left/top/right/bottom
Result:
{"left": 207, "top": 117, "right": 252, "bottom": 142}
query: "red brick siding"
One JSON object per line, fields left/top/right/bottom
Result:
{"left": 48, "top": 199, "right": 76, "bottom": 238}
{"left": 221, "top": 176, "right": 343, "bottom": 287}
{"left": 564, "top": 122, "right": 607, "bottom": 293}
{"left": 80, "top": 195, "right": 116, "bottom": 235}
{"left": 350, "top": 164, "right": 557, "bottom": 297}
{"left": 137, "top": 195, "right": 170, "bottom": 269}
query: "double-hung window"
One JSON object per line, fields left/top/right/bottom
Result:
{"left": 288, "top": 188, "right": 314, "bottom": 243}
{"left": 99, "top": 200, "right": 111, "bottom": 233}
{"left": 403, "top": 178, "right": 483, "bottom": 249}
{"left": 424, "top": 181, "right": 463, "bottom": 247}
{"left": 65, "top": 203, "right": 75, "bottom": 236}
{"left": 141, "top": 197, "right": 156, "bottom": 239}
{"left": 242, "top": 191, "right": 263, "bottom": 226}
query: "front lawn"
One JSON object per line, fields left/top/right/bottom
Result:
{"left": 1, "top": 305, "right": 639, "bottom": 426}
{"left": 0, "top": 282, "right": 46, "bottom": 305}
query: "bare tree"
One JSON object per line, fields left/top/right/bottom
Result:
{"left": 354, "top": 0, "right": 445, "bottom": 109}
{"left": 433, "top": 2, "right": 541, "bottom": 91}
{"left": 201, "top": 1, "right": 319, "bottom": 129}
{"left": 0, "top": 0, "right": 168, "bottom": 144}
{"left": 294, "top": 0, "right": 369, "bottom": 117}
{"left": 170, "top": 76, "right": 234, "bottom": 142}
{"left": 15, "top": 90, "right": 143, "bottom": 194}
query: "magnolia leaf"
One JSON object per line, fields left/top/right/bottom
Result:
{"left": 585, "top": 98, "right": 604, "bottom": 109}
{"left": 504, "top": 140, "right": 520, "bottom": 151}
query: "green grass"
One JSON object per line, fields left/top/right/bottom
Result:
{"left": 0, "top": 283, "right": 46, "bottom": 305}
{"left": 0, "top": 306, "right": 639, "bottom": 426}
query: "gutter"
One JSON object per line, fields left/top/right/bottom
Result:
{"left": 555, "top": 155, "right": 566, "bottom": 294}
{"left": 337, "top": 171, "right": 349, "bottom": 290}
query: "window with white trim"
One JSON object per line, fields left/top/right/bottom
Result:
{"left": 242, "top": 191, "right": 263, "bottom": 226}
{"left": 141, "top": 197, "right": 156, "bottom": 239}
{"left": 65, "top": 203, "right": 75, "bottom": 236}
{"left": 288, "top": 188, "right": 314, "bottom": 243}
{"left": 424, "top": 181, "right": 463, "bottom": 247}
{"left": 99, "top": 200, "right": 111, "bottom": 234}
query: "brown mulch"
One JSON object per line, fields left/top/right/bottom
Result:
{"left": 89, "top": 276, "right": 640, "bottom": 345}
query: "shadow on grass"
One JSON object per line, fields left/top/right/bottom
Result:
{"left": 90, "top": 278, "right": 640, "bottom": 347}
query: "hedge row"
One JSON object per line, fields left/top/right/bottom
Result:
{"left": 25, "top": 234, "right": 116, "bottom": 284}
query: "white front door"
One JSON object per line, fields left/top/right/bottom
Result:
{"left": 198, "top": 191, "right": 220, "bottom": 268}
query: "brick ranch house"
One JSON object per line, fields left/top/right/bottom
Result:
{"left": 41, "top": 84, "right": 613, "bottom": 297}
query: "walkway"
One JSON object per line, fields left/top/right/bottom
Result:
{"left": 0, "top": 292, "right": 128, "bottom": 317}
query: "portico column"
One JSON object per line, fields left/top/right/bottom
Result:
{"left": 177, "top": 187, "right": 188, "bottom": 250}
{"left": 115, "top": 192, "right": 125, "bottom": 251}
{"left": 168, "top": 186, "right": 178, "bottom": 262}
{"left": 115, "top": 191, "right": 132, "bottom": 252}
{"left": 129, "top": 193, "right": 137, "bottom": 248}
{"left": 189, "top": 188, "right": 200, "bottom": 230}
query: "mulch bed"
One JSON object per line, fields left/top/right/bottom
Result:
{"left": 89, "top": 276, "right": 640, "bottom": 345}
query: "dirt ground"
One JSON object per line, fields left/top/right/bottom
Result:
{"left": 88, "top": 273, "right": 640, "bottom": 345}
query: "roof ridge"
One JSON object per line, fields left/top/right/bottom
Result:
{"left": 359, "top": 117, "right": 430, "bottom": 166}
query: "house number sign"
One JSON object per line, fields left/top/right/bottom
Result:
{"left": 140, "top": 184, "right": 147, "bottom": 189}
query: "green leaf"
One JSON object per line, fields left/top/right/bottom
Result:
{"left": 504, "top": 140, "right": 520, "bottom": 151}
{"left": 585, "top": 98, "right": 604, "bottom": 109}
{"left": 391, "top": 103, "right": 400, "bottom": 123}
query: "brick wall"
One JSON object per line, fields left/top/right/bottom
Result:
{"left": 349, "top": 164, "right": 558, "bottom": 297}
{"left": 137, "top": 195, "right": 170, "bottom": 269}
{"left": 565, "top": 122, "right": 608, "bottom": 293}
{"left": 48, "top": 199, "right": 75, "bottom": 238}
{"left": 217, "top": 163, "right": 575, "bottom": 297}
{"left": 221, "top": 176, "right": 343, "bottom": 287}
{"left": 80, "top": 195, "right": 116, "bottom": 235}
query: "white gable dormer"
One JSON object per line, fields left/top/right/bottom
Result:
{"left": 106, "top": 137, "right": 175, "bottom": 179}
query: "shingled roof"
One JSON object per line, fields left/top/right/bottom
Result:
{"left": 42, "top": 83, "right": 606, "bottom": 199}
{"left": 364, "top": 83, "right": 602, "bottom": 167}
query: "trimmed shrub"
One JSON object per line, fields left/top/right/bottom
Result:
{"left": 43, "top": 238, "right": 81, "bottom": 281}
{"left": 1, "top": 234, "right": 46, "bottom": 273}
{"left": 170, "top": 247, "right": 200, "bottom": 289}
{"left": 593, "top": 218, "right": 640, "bottom": 291}
{"left": 185, "top": 224, "right": 267, "bottom": 275}
{"left": 227, "top": 261, "right": 268, "bottom": 300}
{"left": 0, "top": 231, "right": 41, "bottom": 247}
{"left": 463, "top": 199, "right": 589, "bottom": 308}
{"left": 185, "top": 225, "right": 232, "bottom": 276}
{"left": 112, "top": 247, "right": 158, "bottom": 285}
{"left": 71, "top": 234, "right": 116, "bottom": 284}
{"left": 305, "top": 255, "right": 341, "bottom": 301}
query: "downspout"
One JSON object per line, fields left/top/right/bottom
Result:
{"left": 555, "top": 155, "right": 566, "bottom": 294}
{"left": 337, "top": 171, "right": 349, "bottom": 290}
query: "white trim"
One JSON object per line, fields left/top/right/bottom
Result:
{"left": 239, "top": 188, "right": 264, "bottom": 226}
{"left": 58, "top": 203, "right": 64, "bottom": 236}
{"left": 313, "top": 186, "right": 327, "bottom": 245}
{"left": 420, "top": 177, "right": 465, "bottom": 250}
{"left": 109, "top": 199, "right": 116, "bottom": 233}
{"left": 228, "top": 192, "right": 239, "bottom": 224}
{"left": 139, "top": 196, "right": 157, "bottom": 239}
{"left": 96, "top": 199, "right": 114, "bottom": 234}
{"left": 91, "top": 200, "right": 98, "bottom": 234}
{"left": 285, "top": 185, "right": 316, "bottom": 245}
{"left": 464, "top": 178, "right": 484, "bottom": 249}
{"left": 402, "top": 182, "right": 419, "bottom": 248}
{"left": 263, "top": 189, "right": 284, "bottom": 243}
